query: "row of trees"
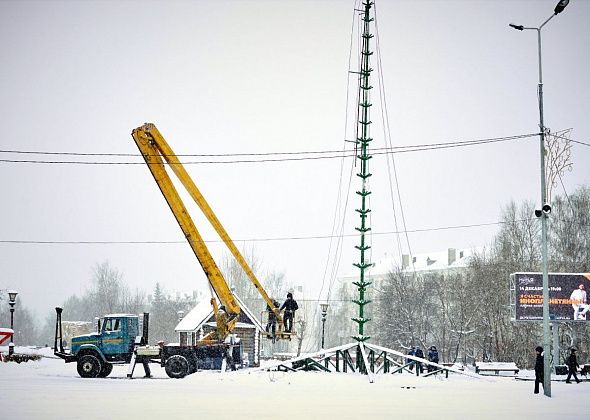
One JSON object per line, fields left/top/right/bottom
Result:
{"left": 0, "top": 263, "right": 200, "bottom": 347}
{"left": 369, "top": 186, "right": 590, "bottom": 368}
{"left": 2, "top": 246, "right": 300, "bottom": 352}
{"left": 30, "top": 262, "right": 199, "bottom": 346}
{"left": 319, "top": 186, "right": 589, "bottom": 368}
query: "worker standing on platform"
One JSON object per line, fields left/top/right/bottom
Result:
{"left": 280, "top": 292, "right": 298, "bottom": 333}
{"left": 266, "top": 299, "right": 280, "bottom": 342}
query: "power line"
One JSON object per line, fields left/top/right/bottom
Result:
{"left": 0, "top": 133, "right": 539, "bottom": 165}
{"left": 0, "top": 219, "right": 530, "bottom": 245}
{"left": 571, "top": 139, "right": 590, "bottom": 147}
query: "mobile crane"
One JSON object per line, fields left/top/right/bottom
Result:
{"left": 130, "top": 123, "right": 293, "bottom": 343}
{"left": 53, "top": 123, "right": 293, "bottom": 379}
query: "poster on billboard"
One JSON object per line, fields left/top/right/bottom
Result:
{"left": 511, "top": 272, "right": 590, "bottom": 321}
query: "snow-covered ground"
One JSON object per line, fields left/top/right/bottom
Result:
{"left": 1, "top": 346, "right": 589, "bottom": 420}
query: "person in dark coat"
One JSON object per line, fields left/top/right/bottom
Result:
{"left": 407, "top": 346, "right": 416, "bottom": 371}
{"left": 566, "top": 348, "right": 581, "bottom": 384}
{"left": 534, "top": 346, "right": 544, "bottom": 394}
{"left": 265, "top": 299, "right": 280, "bottom": 341}
{"left": 280, "top": 292, "right": 298, "bottom": 333}
{"left": 427, "top": 345, "right": 439, "bottom": 373}
{"left": 414, "top": 346, "right": 424, "bottom": 373}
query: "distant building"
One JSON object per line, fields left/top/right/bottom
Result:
{"left": 339, "top": 247, "right": 478, "bottom": 290}
{"left": 332, "top": 247, "right": 479, "bottom": 344}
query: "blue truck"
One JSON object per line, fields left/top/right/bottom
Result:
{"left": 54, "top": 307, "right": 242, "bottom": 378}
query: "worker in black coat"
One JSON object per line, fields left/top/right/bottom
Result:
{"left": 265, "top": 299, "right": 280, "bottom": 341}
{"left": 566, "top": 348, "right": 581, "bottom": 384}
{"left": 414, "top": 347, "right": 424, "bottom": 373}
{"left": 534, "top": 346, "right": 544, "bottom": 394}
{"left": 427, "top": 345, "right": 439, "bottom": 373}
{"left": 280, "top": 292, "right": 298, "bottom": 333}
{"left": 407, "top": 346, "right": 416, "bottom": 371}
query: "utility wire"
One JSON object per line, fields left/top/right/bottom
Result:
{"left": 317, "top": 0, "right": 359, "bottom": 308}
{"left": 374, "top": 3, "right": 414, "bottom": 277}
{"left": 0, "top": 133, "right": 539, "bottom": 165}
{"left": 0, "top": 219, "right": 531, "bottom": 245}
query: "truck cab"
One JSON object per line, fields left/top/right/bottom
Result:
{"left": 57, "top": 310, "right": 141, "bottom": 378}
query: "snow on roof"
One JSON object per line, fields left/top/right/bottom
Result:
{"left": 339, "top": 247, "right": 481, "bottom": 279}
{"left": 103, "top": 313, "right": 138, "bottom": 318}
{"left": 175, "top": 299, "right": 214, "bottom": 332}
{"left": 175, "top": 293, "right": 264, "bottom": 332}
{"left": 0, "top": 328, "right": 14, "bottom": 334}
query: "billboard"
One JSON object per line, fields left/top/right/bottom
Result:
{"left": 511, "top": 272, "right": 590, "bottom": 321}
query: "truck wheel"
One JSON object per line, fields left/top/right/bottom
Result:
{"left": 98, "top": 362, "right": 113, "bottom": 378}
{"left": 77, "top": 354, "right": 103, "bottom": 378}
{"left": 165, "top": 355, "right": 189, "bottom": 378}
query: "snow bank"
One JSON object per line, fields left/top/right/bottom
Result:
{"left": 0, "top": 345, "right": 588, "bottom": 419}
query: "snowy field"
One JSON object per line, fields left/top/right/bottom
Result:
{"left": 1, "top": 347, "right": 589, "bottom": 420}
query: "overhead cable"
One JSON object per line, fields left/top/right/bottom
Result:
{"left": 0, "top": 219, "right": 533, "bottom": 245}
{"left": 0, "top": 133, "right": 539, "bottom": 165}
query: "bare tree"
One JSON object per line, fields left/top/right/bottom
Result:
{"left": 545, "top": 128, "right": 573, "bottom": 204}
{"left": 88, "top": 261, "right": 125, "bottom": 316}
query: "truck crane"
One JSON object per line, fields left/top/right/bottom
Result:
{"left": 130, "top": 122, "right": 293, "bottom": 342}
{"left": 53, "top": 123, "right": 293, "bottom": 379}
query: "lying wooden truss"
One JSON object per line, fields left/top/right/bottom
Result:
{"left": 256, "top": 342, "right": 481, "bottom": 383}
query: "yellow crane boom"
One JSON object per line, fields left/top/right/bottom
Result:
{"left": 131, "top": 123, "right": 284, "bottom": 341}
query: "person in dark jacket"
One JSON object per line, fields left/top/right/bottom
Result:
{"left": 407, "top": 346, "right": 416, "bottom": 371}
{"left": 566, "top": 348, "right": 581, "bottom": 384}
{"left": 427, "top": 345, "right": 439, "bottom": 373}
{"left": 534, "top": 346, "right": 544, "bottom": 394}
{"left": 414, "top": 347, "right": 424, "bottom": 373}
{"left": 280, "top": 292, "right": 298, "bottom": 333}
{"left": 265, "top": 299, "right": 280, "bottom": 341}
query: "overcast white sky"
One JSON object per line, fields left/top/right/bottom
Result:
{"left": 1, "top": 0, "right": 589, "bottom": 320}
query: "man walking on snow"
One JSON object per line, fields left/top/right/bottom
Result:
{"left": 566, "top": 348, "right": 581, "bottom": 384}
{"left": 534, "top": 346, "right": 544, "bottom": 394}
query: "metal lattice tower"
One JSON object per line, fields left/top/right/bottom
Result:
{"left": 352, "top": 0, "right": 374, "bottom": 348}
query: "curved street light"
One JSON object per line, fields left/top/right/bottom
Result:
{"left": 508, "top": 0, "right": 569, "bottom": 398}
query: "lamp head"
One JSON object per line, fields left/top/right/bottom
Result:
{"left": 554, "top": 0, "right": 569, "bottom": 15}
{"left": 8, "top": 290, "right": 18, "bottom": 304}
{"left": 509, "top": 23, "right": 524, "bottom": 31}
{"left": 319, "top": 302, "right": 329, "bottom": 314}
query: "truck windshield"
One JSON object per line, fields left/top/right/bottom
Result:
{"left": 103, "top": 319, "right": 121, "bottom": 332}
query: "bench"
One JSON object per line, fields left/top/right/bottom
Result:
{"left": 475, "top": 362, "right": 519, "bottom": 376}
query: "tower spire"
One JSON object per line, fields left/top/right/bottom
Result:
{"left": 352, "top": 0, "right": 374, "bottom": 346}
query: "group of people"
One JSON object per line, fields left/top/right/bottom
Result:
{"left": 534, "top": 346, "right": 583, "bottom": 394}
{"left": 407, "top": 345, "right": 439, "bottom": 373}
{"left": 265, "top": 292, "right": 299, "bottom": 340}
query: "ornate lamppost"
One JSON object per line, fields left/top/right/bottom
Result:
{"left": 8, "top": 290, "right": 18, "bottom": 355}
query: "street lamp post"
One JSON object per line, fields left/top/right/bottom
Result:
{"left": 319, "top": 303, "right": 329, "bottom": 350}
{"left": 509, "top": 0, "right": 569, "bottom": 398}
{"left": 8, "top": 290, "right": 18, "bottom": 355}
